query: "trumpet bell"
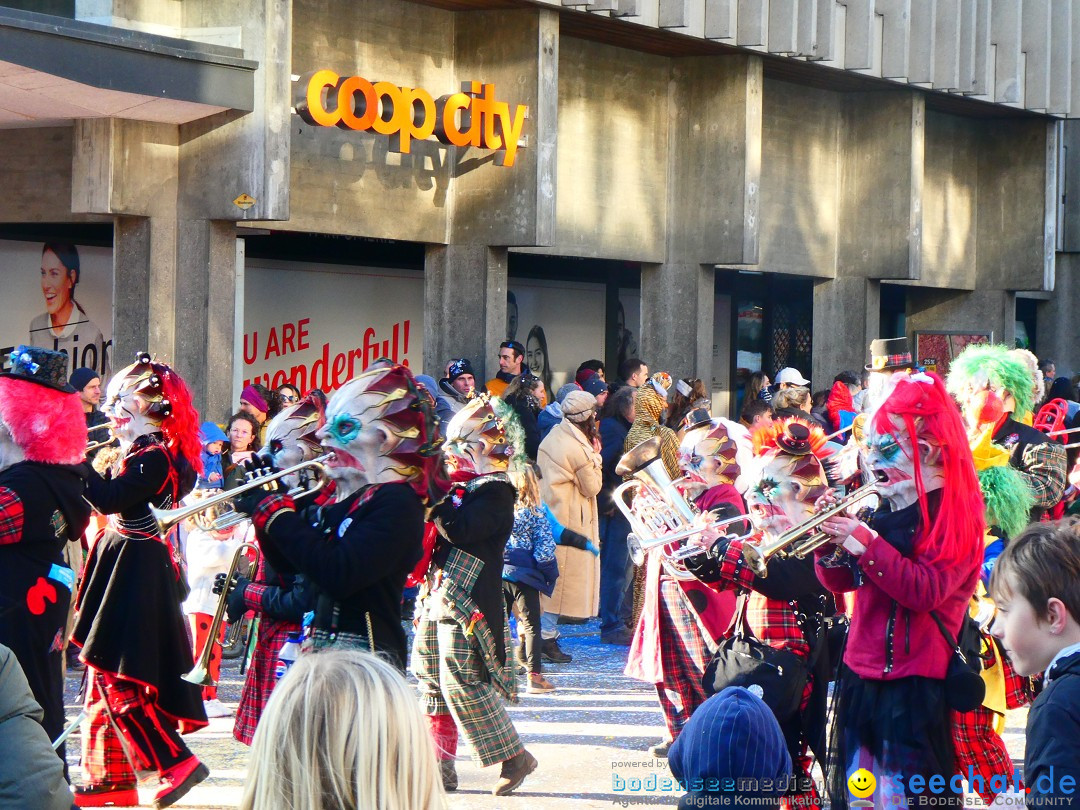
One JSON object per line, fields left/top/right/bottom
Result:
{"left": 181, "top": 663, "right": 212, "bottom": 687}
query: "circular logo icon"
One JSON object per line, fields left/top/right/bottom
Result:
{"left": 847, "top": 768, "right": 876, "bottom": 799}
{"left": 747, "top": 684, "right": 764, "bottom": 700}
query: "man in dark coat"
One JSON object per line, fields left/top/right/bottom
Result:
{"left": 0, "top": 346, "right": 91, "bottom": 766}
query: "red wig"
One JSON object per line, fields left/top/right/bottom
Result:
{"left": 155, "top": 364, "right": 203, "bottom": 476}
{"left": 0, "top": 378, "right": 86, "bottom": 465}
{"left": 871, "top": 373, "right": 984, "bottom": 569}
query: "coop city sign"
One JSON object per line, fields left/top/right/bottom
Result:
{"left": 295, "top": 70, "right": 529, "bottom": 167}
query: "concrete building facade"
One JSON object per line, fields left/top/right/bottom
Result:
{"left": 0, "top": 0, "right": 1076, "bottom": 418}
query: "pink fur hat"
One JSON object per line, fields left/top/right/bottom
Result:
{"left": 0, "top": 376, "right": 87, "bottom": 464}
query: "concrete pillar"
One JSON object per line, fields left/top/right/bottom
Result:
{"left": 905, "top": 287, "right": 1016, "bottom": 348}
{"left": 1037, "top": 253, "right": 1080, "bottom": 374}
{"left": 111, "top": 214, "right": 178, "bottom": 368}
{"left": 639, "top": 261, "right": 714, "bottom": 384}
{"left": 812, "top": 277, "right": 881, "bottom": 383}
{"left": 175, "top": 219, "right": 237, "bottom": 418}
{"left": 423, "top": 245, "right": 508, "bottom": 382}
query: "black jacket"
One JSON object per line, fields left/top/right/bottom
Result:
{"left": 430, "top": 476, "right": 516, "bottom": 664}
{"left": 257, "top": 482, "right": 424, "bottom": 671}
{"left": 599, "top": 414, "right": 631, "bottom": 516}
{"left": 1026, "top": 649, "right": 1080, "bottom": 807}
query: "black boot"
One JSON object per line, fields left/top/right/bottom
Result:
{"left": 541, "top": 638, "right": 571, "bottom": 664}
{"left": 439, "top": 759, "right": 458, "bottom": 792}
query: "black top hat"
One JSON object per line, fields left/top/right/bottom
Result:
{"left": 776, "top": 422, "right": 813, "bottom": 455}
{"left": 1, "top": 346, "right": 75, "bottom": 392}
{"left": 681, "top": 408, "right": 713, "bottom": 433}
{"left": 866, "top": 337, "right": 914, "bottom": 372}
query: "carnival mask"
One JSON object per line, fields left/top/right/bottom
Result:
{"left": 260, "top": 396, "right": 325, "bottom": 489}
{"left": 744, "top": 446, "right": 827, "bottom": 537}
{"left": 678, "top": 419, "right": 752, "bottom": 494}
{"left": 863, "top": 416, "right": 944, "bottom": 511}
{"left": 317, "top": 362, "right": 437, "bottom": 501}
{"left": 103, "top": 354, "right": 170, "bottom": 448}
{"left": 442, "top": 395, "right": 513, "bottom": 477}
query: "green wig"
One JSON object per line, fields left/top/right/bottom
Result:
{"left": 945, "top": 343, "right": 1036, "bottom": 418}
{"left": 977, "top": 464, "right": 1034, "bottom": 540}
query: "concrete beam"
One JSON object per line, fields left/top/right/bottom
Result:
{"left": 178, "top": 0, "right": 291, "bottom": 222}
{"left": 837, "top": 92, "right": 922, "bottom": 281}
{"left": 451, "top": 8, "right": 559, "bottom": 247}
{"left": 423, "top": 245, "right": 508, "bottom": 382}
{"left": 933, "top": 0, "right": 960, "bottom": 90}
{"left": 908, "top": 0, "right": 936, "bottom": 84}
{"left": 905, "top": 287, "right": 1016, "bottom": 348}
{"left": 1021, "top": 0, "right": 1051, "bottom": 111}
{"left": 812, "top": 277, "right": 880, "bottom": 383}
{"left": 639, "top": 261, "right": 714, "bottom": 383}
{"left": 768, "top": 0, "right": 797, "bottom": 53}
{"left": 840, "top": 0, "right": 874, "bottom": 71}
{"left": 667, "top": 54, "right": 762, "bottom": 265}
{"left": 737, "top": 0, "right": 767, "bottom": 48}
{"left": 704, "top": 0, "right": 736, "bottom": 39}
{"left": 990, "top": 0, "right": 1022, "bottom": 104}
{"left": 879, "top": 0, "right": 911, "bottom": 79}
{"left": 1048, "top": 0, "right": 1071, "bottom": 115}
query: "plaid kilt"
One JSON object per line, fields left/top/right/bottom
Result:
{"left": 412, "top": 614, "right": 523, "bottom": 767}
{"left": 82, "top": 670, "right": 137, "bottom": 788}
{"left": 656, "top": 575, "right": 712, "bottom": 738}
{"left": 952, "top": 706, "right": 1018, "bottom": 803}
{"left": 233, "top": 615, "right": 298, "bottom": 746}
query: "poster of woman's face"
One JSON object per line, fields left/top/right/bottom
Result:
{"left": 0, "top": 240, "right": 113, "bottom": 379}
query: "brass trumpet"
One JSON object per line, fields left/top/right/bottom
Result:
{"left": 626, "top": 512, "right": 754, "bottom": 567}
{"left": 742, "top": 483, "right": 878, "bottom": 577}
{"left": 85, "top": 423, "right": 116, "bottom": 453}
{"left": 150, "top": 454, "right": 333, "bottom": 535}
{"left": 183, "top": 542, "right": 260, "bottom": 686}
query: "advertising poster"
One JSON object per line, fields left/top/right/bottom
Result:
{"left": 0, "top": 239, "right": 113, "bottom": 379}
{"left": 243, "top": 260, "right": 423, "bottom": 395}
{"left": 914, "top": 331, "right": 993, "bottom": 378}
{"left": 506, "top": 278, "right": 606, "bottom": 399}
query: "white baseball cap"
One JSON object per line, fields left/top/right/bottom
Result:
{"left": 775, "top": 367, "right": 810, "bottom": 386}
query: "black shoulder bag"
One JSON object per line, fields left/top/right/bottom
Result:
{"left": 930, "top": 610, "right": 986, "bottom": 713}
{"left": 701, "top": 592, "right": 809, "bottom": 723}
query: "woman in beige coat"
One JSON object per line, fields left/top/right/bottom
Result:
{"left": 536, "top": 390, "right": 603, "bottom": 663}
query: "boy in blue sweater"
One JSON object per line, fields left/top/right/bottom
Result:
{"left": 990, "top": 520, "right": 1080, "bottom": 808}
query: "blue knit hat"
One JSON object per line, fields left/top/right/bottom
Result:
{"left": 199, "top": 421, "right": 228, "bottom": 446}
{"left": 668, "top": 687, "right": 791, "bottom": 803}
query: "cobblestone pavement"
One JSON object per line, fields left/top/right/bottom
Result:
{"left": 61, "top": 620, "right": 1028, "bottom": 808}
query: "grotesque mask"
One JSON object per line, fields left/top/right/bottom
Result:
{"left": 744, "top": 422, "right": 828, "bottom": 537}
{"left": 678, "top": 418, "right": 752, "bottom": 494}
{"left": 260, "top": 395, "right": 325, "bottom": 489}
{"left": 864, "top": 414, "right": 944, "bottom": 511}
{"left": 442, "top": 395, "right": 514, "bottom": 478}
{"left": 318, "top": 361, "right": 443, "bottom": 501}
{"left": 103, "top": 353, "right": 171, "bottom": 447}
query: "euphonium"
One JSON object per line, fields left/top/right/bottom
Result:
{"left": 183, "top": 541, "right": 260, "bottom": 687}
{"left": 613, "top": 438, "right": 751, "bottom": 579}
{"left": 741, "top": 483, "right": 878, "bottom": 577}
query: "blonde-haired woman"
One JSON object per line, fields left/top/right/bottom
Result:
{"left": 240, "top": 650, "right": 445, "bottom": 810}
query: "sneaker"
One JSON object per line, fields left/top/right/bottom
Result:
{"left": 600, "top": 627, "right": 634, "bottom": 645}
{"left": 541, "top": 638, "right": 571, "bottom": 664}
{"left": 527, "top": 673, "right": 555, "bottom": 693}
{"left": 73, "top": 784, "right": 139, "bottom": 808}
{"left": 439, "top": 758, "right": 458, "bottom": 792}
{"left": 153, "top": 757, "right": 209, "bottom": 809}
{"left": 493, "top": 749, "right": 537, "bottom": 796}
{"left": 649, "top": 738, "right": 672, "bottom": 758}
{"left": 203, "top": 698, "right": 233, "bottom": 718}
{"left": 66, "top": 649, "right": 86, "bottom": 673}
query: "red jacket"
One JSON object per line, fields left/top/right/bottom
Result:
{"left": 815, "top": 524, "right": 979, "bottom": 681}
{"left": 826, "top": 380, "right": 855, "bottom": 433}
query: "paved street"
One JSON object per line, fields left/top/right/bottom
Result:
{"left": 62, "top": 619, "right": 1028, "bottom": 808}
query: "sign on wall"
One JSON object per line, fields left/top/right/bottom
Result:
{"left": 0, "top": 239, "right": 113, "bottom": 379}
{"left": 914, "top": 331, "right": 993, "bottom": 378}
{"left": 243, "top": 260, "right": 423, "bottom": 395}
{"left": 505, "top": 278, "right": 606, "bottom": 398}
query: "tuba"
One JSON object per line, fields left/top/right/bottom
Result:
{"left": 613, "top": 438, "right": 750, "bottom": 580}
